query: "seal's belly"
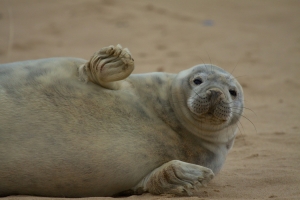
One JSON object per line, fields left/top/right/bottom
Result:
{"left": 0, "top": 59, "right": 176, "bottom": 196}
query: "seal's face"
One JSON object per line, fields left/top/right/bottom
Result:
{"left": 171, "top": 64, "right": 244, "bottom": 133}
{"left": 187, "top": 65, "right": 243, "bottom": 126}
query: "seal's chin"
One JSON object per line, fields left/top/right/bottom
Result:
{"left": 202, "top": 111, "right": 229, "bottom": 122}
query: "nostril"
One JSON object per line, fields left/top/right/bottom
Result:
{"left": 206, "top": 90, "right": 212, "bottom": 96}
{"left": 206, "top": 89, "right": 225, "bottom": 105}
{"left": 208, "top": 89, "right": 222, "bottom": 97}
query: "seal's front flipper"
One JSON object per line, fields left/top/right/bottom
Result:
{"left": 132, "top": 160, "right": 214, "bottom": 196}
{"left": 79, "top": 44, "right": 134, "bottom": 90}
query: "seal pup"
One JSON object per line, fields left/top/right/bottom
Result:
{"left": 0, "top": 44, "right": 244, "bottom": 197}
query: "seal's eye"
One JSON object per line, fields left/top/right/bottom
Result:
{"left": 229, "top": 89, "right": 237, "bottom": 97}
{"left": 193, "top": 78, "right": 203, "bottom": 85}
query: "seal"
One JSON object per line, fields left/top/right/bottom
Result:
{"left": 0, "top": 44, "right": 244, "bottom": 197}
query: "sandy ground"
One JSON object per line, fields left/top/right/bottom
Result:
{"left": 0, "top": 0, "right": 300, "bottom": 199}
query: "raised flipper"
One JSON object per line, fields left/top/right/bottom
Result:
{"left": 79, "top": 44, "right": 134, "bottom": 90}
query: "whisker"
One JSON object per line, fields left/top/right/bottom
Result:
{"left": 228, "top": 75, "right": 247, "bottom": 81}
{"left": 231, "top": 112, "right": 257, "bottom": 134}
{"left": 204, "top": 50, "right": 213, "bottom": 75}
{"left": 231, "top": 106, "right": 257, "bottom": 116}
{"left": 230, "top": 59, "right": 240, "bottom": 77}
{"left": 236, "top": 120, "right": 244, "bottom": 135}
{"left": 199, "top": 56, "right": 210, "bottom": 73}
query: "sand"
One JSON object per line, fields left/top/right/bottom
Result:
{"left": 0, "top": 0, "right": 300, "bottom": 199}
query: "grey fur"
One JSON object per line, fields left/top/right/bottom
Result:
{"left": 0, "top": 45, "right": 243, "bottom": 197}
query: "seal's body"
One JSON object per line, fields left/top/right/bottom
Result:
{"left": 0, "top": 45, "right": 243, "bottom": 197}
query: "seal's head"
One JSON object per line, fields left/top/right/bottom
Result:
{"left": 171, "top": 64, "right": 244, "bottom": 138}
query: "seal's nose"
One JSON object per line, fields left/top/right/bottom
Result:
{"left": 206, "top": 88, "right": 224, "bottom": 105}
{"left": 208, "top": 89, "right": 222, "bottom": 97}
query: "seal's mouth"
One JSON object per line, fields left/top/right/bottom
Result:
{"left": 203, "top": 112, "right": 229, "bottom": 122}
{"left": 187, "top": 88, "right": 231, "bottom": 123}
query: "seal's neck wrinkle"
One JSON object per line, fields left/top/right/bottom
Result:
{"left": 149, "top": 74, "right": 183, "bottom": 131}
{"left": 129, "top": 73, "right": 181, "bottom": 131}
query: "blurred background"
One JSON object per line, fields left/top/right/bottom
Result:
{"left": 0, "top": 0, "right": 300, "bottom": 199}
{"left": 0, "top": 0, "right": 298, "bottom": 72}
